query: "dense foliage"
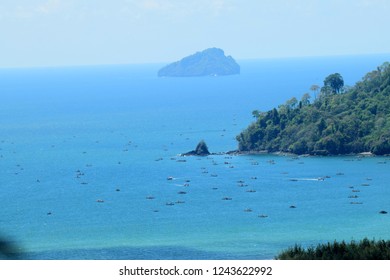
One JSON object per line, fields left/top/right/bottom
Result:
{"left": 237, "top": 62, "right": 390, "bottom": 155}
{"left": 276, "top": 238, "right": 390, "bottom": 260}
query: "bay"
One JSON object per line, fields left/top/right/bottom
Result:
{"left": 0, "top": 54, "right": 389, "bottom": 259}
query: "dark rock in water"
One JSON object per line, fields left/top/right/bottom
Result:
{"left": 158, "top": 48, "right": 240, "bottom": 77}
{"left": 182, "top": 140, "right": 210, "bottom": 156}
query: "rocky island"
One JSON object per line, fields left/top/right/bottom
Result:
{"left": 181, "top": 140, "right": 211, "bottom": 156}
{"left": 158, "top": 48, "right": 240, "bottom": 77}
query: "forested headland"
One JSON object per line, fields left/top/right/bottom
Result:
{"left": 237, "top": 62, "right": 390, "bottom": 155}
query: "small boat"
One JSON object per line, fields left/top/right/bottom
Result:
{"left": 244, "top": 208, "right": 253, "bottom": 212}
{"left": 146, "top": 196, "right": 155, "bottom": 200}
{"left": 96, "top": 199, "right": 104, "bottom": 203}
{"left": 166, "top": 202, "right": 175, "bottom": 206}
{"left": 167, "top": 176, "right": 174, "bottom": 180}
{"left": 258, "top": 214, "right": 268, "bottom": 218}
{"left": 222, "top": 197, "right": 232, "bottom": 201}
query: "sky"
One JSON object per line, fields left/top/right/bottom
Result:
{"left": 1, "top": 0, "right": 390, "bottom": 68}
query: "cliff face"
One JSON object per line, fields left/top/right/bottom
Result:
{"left": 158, "top": 48, "right": 240, "bottom": 77}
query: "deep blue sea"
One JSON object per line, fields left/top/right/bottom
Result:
{"left": 1, "top": 55, "right": 389, "bottom": 259}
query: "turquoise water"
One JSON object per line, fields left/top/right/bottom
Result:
{"left": 0, "top": 55, "right": 389, "bottom": 259}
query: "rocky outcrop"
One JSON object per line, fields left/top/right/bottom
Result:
{"left": 182, "top": 140, "right": 211, "bottom": 156}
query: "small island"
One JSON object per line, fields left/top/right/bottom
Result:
{"left": 158, "top": 48, "right": 240, "bottom": 77}
{"left": 181, "top": 140, "right": 211, "bottom": 156}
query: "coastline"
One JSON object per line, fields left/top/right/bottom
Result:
{"left": 180, "top": 149, "right": 384, "bottom": 157}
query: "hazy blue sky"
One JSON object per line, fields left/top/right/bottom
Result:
{"left": 1, "top": 0, "right": 390, "bottom": 67}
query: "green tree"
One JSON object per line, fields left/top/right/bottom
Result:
{"left": 310, "top": 84, "right": 320, "bottom": 99}
{"left": 323, "top": 73, "right": 344, "bottom": 94}
{"left": 252, "top": 110, "right": 261, "bottom": 119}
{"left": 301, "top": 93, "right": 311, "bottom": 106}
{"left": 276, "top": 238, "right": 390, "bottom": 260}
{"left": 286, "top": 97, "right": 298, "bottom": 109}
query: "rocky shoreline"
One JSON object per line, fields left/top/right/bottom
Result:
{"left": 180, "top": 142, "right": 385, "bottom": 157}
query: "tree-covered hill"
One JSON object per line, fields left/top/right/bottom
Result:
{"left": 237, "top": 62, "right": 390, "bottom": 155}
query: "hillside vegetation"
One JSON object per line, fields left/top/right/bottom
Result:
{"left": 237, "top": 62, "right": 390, "bottom": 155}
{"left": 276, "top": 238, "right": 390, "bottom": 260}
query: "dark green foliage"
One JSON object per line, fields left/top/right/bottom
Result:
{"left": 323, "top": 73, "right": 344, "bottom": 94}
{"left": 237, "top": 62, "right": 390, "bottom": 155}
{"left": 276, "top": 238, "right": 390, "bottom": 260}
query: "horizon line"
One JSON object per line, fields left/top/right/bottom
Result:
{"left": 1, "top": 52, "right": 389, "bottom": 70}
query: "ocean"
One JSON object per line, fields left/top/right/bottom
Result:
{"left": 0, "top": 54, "right": 389, "bottom": 259}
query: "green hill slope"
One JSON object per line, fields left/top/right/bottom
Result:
{"left": 237, "top": 62, "right": 390, "bottom": 155}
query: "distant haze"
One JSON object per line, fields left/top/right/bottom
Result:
{"left": 1, "top": 0, "right": 390, "bottom": 68}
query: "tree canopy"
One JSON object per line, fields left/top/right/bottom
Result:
{"left": 237, "top": 62, "right": 390, "bottom": 155}
{"left": 323, "top": 73, "right": 344, "bottom": 94}
{"left": 276, "top": 238, "right": 390, "bottom": 260}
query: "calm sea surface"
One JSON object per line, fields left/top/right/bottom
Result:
{"left": 0, "top": 55, "right": 389, "bottom": 259}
